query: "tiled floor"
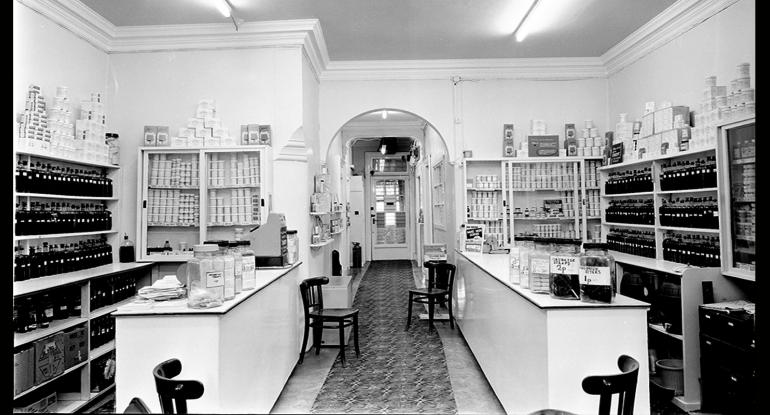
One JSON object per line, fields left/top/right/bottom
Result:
{"left": 270, "top": 260, "right": 505, "bottom": 414}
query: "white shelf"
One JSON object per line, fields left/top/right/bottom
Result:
{"left": 16, "top": 193, "right": 118, "bottom": 201}
{"left": 148, "top": 223, "right": 199, "bottom": 227}
{"left": 602, "top": 191, "right": 654, "bottom": 197}
{"left": 89, "top": 340, "right": 116, "bottom": 361}
{"left": 658, "top": 226, "right": 719, "bottom": 234}
{"left": 466, "top": 187, "right": 502, "bottom": 191}
{"left": 310, "top": 240, "right": 333, "bottom": 248}
{"left": 16, "top": 149, "right": 119, "bottom": 169}
{"left": 209, "top": 184, "right": 260, "bottom": 189}
{"left": 14, "top": 316, "right": 88, "bottom": 348}
{"left": 657, "top": 187, "right": 718, "bottom": 195}
{"left": 310, "top": 212, "right": 330, "bottom": 216}
{"left": 90, "top": 298, "right": 137, "bottom": 319}
{"left": 206, "top": 223, "right": 259, "bottom": 227}
{"left": 604, "top": 222, "right": 655, "bottom": 229}
{"left": 732, "top": 157, "right": 755, "bottom": 165}
{"left": 13, "top": 360, "right": 89, "bottom": 400}
{"left": 140, "top": 254, "right": 194, "bottom": 262}
{"left": 148, "top": 185, "right": 198, "bottom": 190}
{"left": 511, "top": 188, "right": 574, "bottom": 192}
{"left": 513, "top": 216, "right": 573, "bottom": 221}
{"left": 648, "top": 323, "right": 683, "bottom": 341}
{"left": 48, "top": 384, "right": 117, "bottom": 413}
{"left": 14, "top": 262, "right": 153, "bottom": 297}
{"left": 609, "top": 250, "right": 696, "bottom": 275}
{"left": 598, "top": 146, "right": 716, "bottom": 171}
{"left": 15, "top": 230, "right": 117, "bottom": 241}
{"left": 722, "top": 269, "right": 755, "bottom": 282}
{"left": 467, "top": 217, "right": 503, "bottom": 221}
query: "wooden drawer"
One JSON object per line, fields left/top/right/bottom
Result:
{"left": 698, "top": 307, "right": 755, "bottom": 350}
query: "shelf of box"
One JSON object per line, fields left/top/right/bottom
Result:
{"left": 511, "top": 188, "right": 574, "bottom": 192}
{"left": 48, "top": 383, "right": 117, "bottom": 414}
{"left": 310, "top": 240, "right": 333, "bottom": 248}
{"left": 13, "top": 360, "right": 90, "bottom": 401}
{"left": 658, "top": 226, "right": 719, "bottom": 234}
{"left": 732, "top": 157, "right": 755, "bottom": 165}
{"left": 466, "top": 187, "right": 502, "bottom": 191}
{"left": 14, "top": 316, "right": 89, "bottom": 348}
{"left": 648, "top": 323, "right": 684, "bottom": 341}
{"left": 602, "top": 191, "right": 654, "bottom": 197}
{"left": 467, "top": 217, "right": 503, "bottom": 221}
{"left": 16, "top": 149, "right": 120, "bottom": 169}
{"left": 208, "top": 184, "right": 260, "bottom": 189}
{"left": 603, "top": 222, "right": 655, "bottom": 229}
{"left": 598, "top": 146, "right": 716, "bottom": 171}
{"left": 14, "top": 230, "right": 118, "bottom": 241}
{"left": 90, "top": 298, "right": 137, "bottom": 320}
{"left": 609, "top": 250, "right": 698, "bottom": 275}
{"left": 89, "top": 340, "right": 116, "bottom": 362}
{"left": 147, "top": 185, "right": 199, "bottom": 190}
{"left": 15, "top": 193, "right": 118, "bottom": 201}
{"left": 657, "top": 187, "right": 718, "bottom": 195}
{"left": 14, "top": 262, "right": 153, "bottom": 297}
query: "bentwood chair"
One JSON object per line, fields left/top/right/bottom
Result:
{"left": 153, "top": 359, "right": 205, "bottom": 414}
{"left": 406, "top": 261, "right": 455, "bottom": 332}
{"left": 299, "top": 276, "right": 360, "bottom": 366}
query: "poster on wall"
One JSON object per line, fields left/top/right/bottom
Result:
{"left": 465, "top": 224, "right": 485, "bottom": 252}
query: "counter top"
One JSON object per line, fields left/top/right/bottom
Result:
{"left": 457, "top": 251, "right": 649, "bottom": 309}
{"left": 113, "top": 262, "right": 301, "bottom": 316}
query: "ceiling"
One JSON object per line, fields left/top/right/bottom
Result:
{"left": 77, "top": 0, "right": 677, "bottom": 61}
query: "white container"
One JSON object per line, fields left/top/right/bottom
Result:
{"left": 656, "top": 359, "right": 684, "bottom": 395}
{"left": 704, "top": 76, "right": 717, "bottom": 87}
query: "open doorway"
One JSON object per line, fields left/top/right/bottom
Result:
{"left": 325, "top": 109, "right": 452, "bottom": 267}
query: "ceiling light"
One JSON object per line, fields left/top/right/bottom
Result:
{"left": 382, "top": 110, "right": 388, "bottom": 120}
{"left": 214, "top": 0, "right": 232, "bottom": 18}
{"left": 513, "top": 0, "right": 540, "bottom": 42}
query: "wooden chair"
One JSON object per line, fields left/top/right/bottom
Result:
{"left": 406, "top": 261, "right": 455, "bottom": 332}
{"left": 581, "top": 354, "right": 640, "bottom": 415}
{"left": 153, "top": 358, "right": 205, "bottom": 414}
{"left": 299, "top": 276, "right": 360, "bottom": 366}
{"left": 530, "top": 354, "right": 639, "bottom": 415}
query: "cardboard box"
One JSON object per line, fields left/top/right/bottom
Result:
{"left": 240, "top": 125, "right": 249, "bottom": 145}
{"left": 156, "top": 126, "right": 170, "bottom": 146}
{"left": 14, "top": 346, "right": 34, "bottom": 396}
{"left": 143, "top": 126, "right": 157, "bottom": 146}
{"left": 15, "top": 391, "right": 57, "bottom": 413}
{"left": 654, "top": 106, "right": 689, "bottom": 134}
{"left": 527, "top": 135, "right": 560, "bottom": 157}
{"left": 247, "top": 124, "right": 260, "bottom": 145}
{"left": 640, "top": 113, "right": 654, "bottom": 138}
{"left": 258, "top": 125, "right": 272, "bottom": 146}
{"left": 64, "top": 326, "right": 88, "bottom": 369}
{"left": 33, "top": 332, "right": 66, "bottom": 385}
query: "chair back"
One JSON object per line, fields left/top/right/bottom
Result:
{"left": 153, "top": 358, "right": 205, "bottom": 414}
{"left": 581, "top": 355, "right": 639, "bottom": 415}
{"left": 299, "top": 276, "right": 330, "bottom": 317}
{"left": 424, "top": 262, "right": 456, "bottom": 292}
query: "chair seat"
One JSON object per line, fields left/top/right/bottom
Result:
{"left": 309, "top": 308, "right": 358, "bottom": 319}
{"left": 409, "top": 287, "right": 448, "bottom": 296}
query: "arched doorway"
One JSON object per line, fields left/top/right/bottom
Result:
{"left": 324, "top": 109, "right": 452, "bottom": 266}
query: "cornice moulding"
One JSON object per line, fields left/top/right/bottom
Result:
{"left": 18, "top": 0, "right": 114, "bottom": 51}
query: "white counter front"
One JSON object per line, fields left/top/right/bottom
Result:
{"left": 455, "top": 251, "right": 651, "bottom": 414}
{"left": 114, "top": 263, "right": 301, "bottom": 414}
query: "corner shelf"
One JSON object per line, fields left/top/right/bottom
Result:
{"left": 598, "top": 146, "right": 716, "bottom": 171}
{"left": 14, "top": 263, "right": 153, "bottom": 297}
{"left": 310, "top": 240, "right": 333, "bottom": 248}
{"left": 16, "top": 149, "right": 120, "bottom": 169}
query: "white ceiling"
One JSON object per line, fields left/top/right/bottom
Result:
{"left": 76, "top": 0, "right": 677, "bottom": 61}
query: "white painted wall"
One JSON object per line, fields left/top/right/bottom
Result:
{"left": 607, "top": 0, "right": 755, "bottom": 122}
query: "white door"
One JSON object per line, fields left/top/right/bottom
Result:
{"left": 366, "top": 153, "right": 412, "bottom": 260}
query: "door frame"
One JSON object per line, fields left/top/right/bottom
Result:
{"left": 363, "top": 151, "right": 415, "bottom": 261}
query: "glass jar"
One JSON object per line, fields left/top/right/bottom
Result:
{"left": 286, "top": 230, "right": 298, "bottom": 265}
{"left": 187, "top": 244, "right": 224, "bottom": 309}
{"left": 528, "top": 238, "right": 552, "bottom": 293}
{"left": 518, "top": 236, "right": 535, "bottom": 289}
{"left": 549, "top": 239, "right": 582, "bottom": 300}
{"left": 509, "top": 243, "right": 521, "bottom": 284}
{"left": 239, "top": 241, "right": 256, "bottom": 290}
{"left": 218, "top": 241, "right": 235, "bottom": 300}
{"left": 579, "top": 243, "right": 616, "bottom": 303}
{"left": 229, "top": 241, "right": 243, "bottom": 295}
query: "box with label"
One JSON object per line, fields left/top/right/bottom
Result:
{"left": 502, "top": 124, "right": 515, "bottom": 157}
{"left": 640, "top": 113, "right": 654, "bottom": 138}
{"left": 247, "top": 124, "right": 260, "bottom": 145}
{"left": 14, "top": 346, "right": 35, "bottom": 396}
{"left": 677, "top": 127, "right": 691, "bottom": 151}
{"left": 654, "top": 106, "right": 689, "bottom": 134}
{"left": 240, "top": 125, "right": 249, "bottom": 145}
{"left": 188, "top": 137, "right": 203, "bottom": 147}
{"left": 156, "top": 126, "right": 170, "bottom": 146}
{"left": 143, "top": 126, "right": 157, "bottom": 146}
{"left": 33, "top": 332, "right": 66, "bottom": 385}
{"left": 64, "top": 326, "right": 88, "bottom": 369}
{"left": 14, "top": 391, "right": 56, "bottom": 413}
{"left": 527, "top": 135, "right": 559, "bottom": 157}
{"left": 258, "top": 125, "right": 272, "bottom": 146}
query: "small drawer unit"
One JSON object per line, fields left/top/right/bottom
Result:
{"left": 698, "top": 304, "right": 756, "bottom": 413}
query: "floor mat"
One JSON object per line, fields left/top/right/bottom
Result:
{"left": 310, "top": 260, "right": 457, "bottom": 414}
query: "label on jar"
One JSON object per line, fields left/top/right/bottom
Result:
{"left": 206, "top": 271, "right": 224, "bottom": 288}
{"left": 579, "top": 266, "right": 611, "bottom": 285}
{"left": 550, "top": 255, "right": 579, "bottom": 274}
{"left": 530, "top": 257, "right": 550, "bottom": 275}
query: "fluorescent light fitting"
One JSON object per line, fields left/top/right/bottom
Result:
{"left": 513, "top": 0, "right": 540, "bottom": 42}
{"left": 214, "top": 0, "right": 232, "bottom": 18}
{"left": 379, "top": 138, "right": 387, "bottom": 154}
{"left": 382, "top": 110, "right": 388, "bottom": 119}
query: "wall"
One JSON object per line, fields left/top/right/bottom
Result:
{"left": 607, "top": 0, "right": 755, "bottom": 122}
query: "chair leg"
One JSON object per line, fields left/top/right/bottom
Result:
{"left": 299, "top": 317, "right": 310, "bottom": 364}
{"left": 313, "top": 323, "right": 322, "bottom": 355}
{"left": 428, "top": 297, "right": 435, "bottom": 333}
{"left": 338, "top": 320, "right": 346, "bottom": 366}
{"left": 353, "top": 314, "right": 360, "bottom": 357}
{"left": 448, "top": 295, "right": 454, "bottom": 330}
{"left": 406, "top": 292, "right": 413, "bottom": 330}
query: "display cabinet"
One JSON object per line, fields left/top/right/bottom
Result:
{"left": 136, "top": 146, "right": 272, "bottom": 262}
{"left": 717, "top": 117, "right": 755, "bottom": 281}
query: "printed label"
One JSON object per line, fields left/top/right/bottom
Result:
{"left": 530, "top": 257, "right": 550, "bottom": 275}
{"left": 579, "top": 266, "right": 611, "bottom": 285}
{"left": 206, "top": 271, "right": 224, "bottom": 288}
{"left": 551, "top": 255, "right": 579, "bottom": 274}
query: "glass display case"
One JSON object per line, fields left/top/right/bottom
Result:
{"left": 718, "top": 117, "right": 755, "bottom": 280}
{"left": 137, "top": 146, "right": 271, "bottom": 262}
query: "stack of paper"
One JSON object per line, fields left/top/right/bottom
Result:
{"left": 137, "top": 275, "right": 186, "bottom": 301}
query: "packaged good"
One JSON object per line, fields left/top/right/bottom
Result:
{"left": 528, "top": 238, "right": 552, "bottom": 293}
{"left": 240, "top": 241, "right": 256, "bottom": 290}
{"left": 186, "top": 244, "right": 224, "bottom": 309}
{"left": 579, "top": 243, "right": 616, "bottom": 303}
{"left": 549, "top": 239, "right": 581, "bottom": 300}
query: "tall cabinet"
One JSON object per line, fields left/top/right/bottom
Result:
{"left": 14, "top": 149, "right": 152, "bottom": 413}
{"left": 136, "top": 146, "right": 272, "bottom": 262}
